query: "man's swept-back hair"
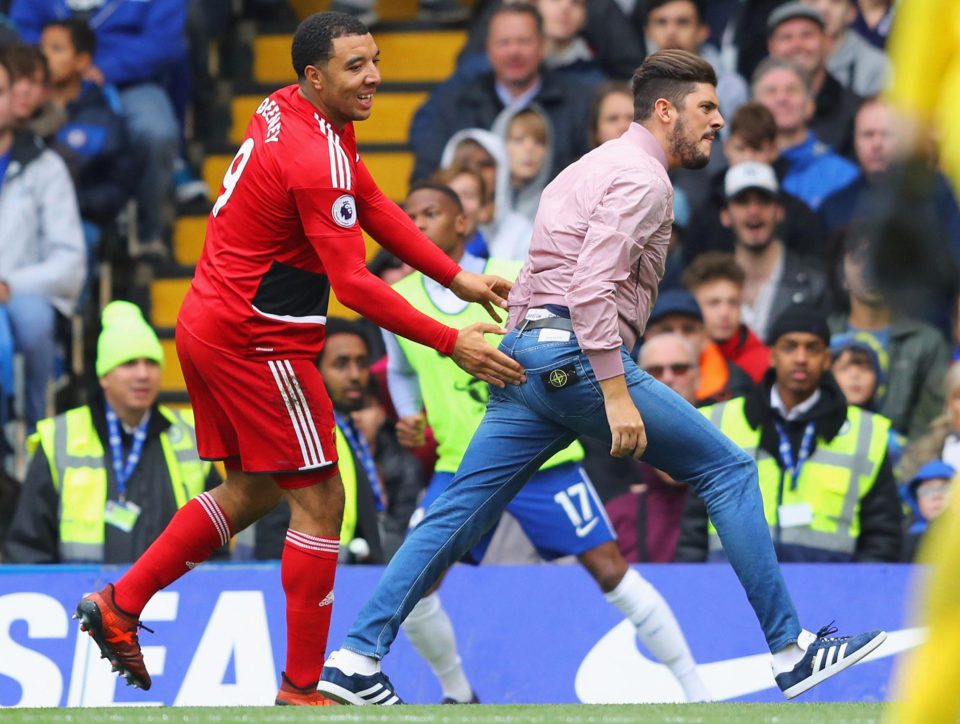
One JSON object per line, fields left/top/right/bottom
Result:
{"left": 632, "top": 49, "right": 717, "bottom": 121}
{"left": 292, "top": 11, "right": 369, "bottom": 79}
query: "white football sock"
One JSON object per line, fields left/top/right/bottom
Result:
{"left": 402, "top": 593, "right": 474, "bottom": 702}
{"left": 605, "top": 568, "right": 711, "bottom": 702}
{"left": 772, "top": 629, "right": 816, "bottom": 674}
{"left": 326, "top": 648, "right": 379, "bottom": 676}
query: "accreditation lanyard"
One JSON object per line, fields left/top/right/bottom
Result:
{"left": 774, "top": 421, "right": 815, "bottom": 491}
{"left": 105, "top": 406, "right": 150, "bottom": 503}
{"left": 335, "top": 411, "right": 385, "bottom": 512}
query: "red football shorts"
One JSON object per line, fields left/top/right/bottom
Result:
{"left": 176, "top": 324, "right": 338, "bottom": 482}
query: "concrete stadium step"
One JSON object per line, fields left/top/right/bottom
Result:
{"left": 174, "top": 216, "right": 208, "bottom": 266}
{"left": 203, "top": 148, "right": 413, "bottom": 202}
{"left": 229, "top": 89, "right": 428, "bottom": 146}
{"left": 253, "top": 29, "right": 465, "bottom": 85}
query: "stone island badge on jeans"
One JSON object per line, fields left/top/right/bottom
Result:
{"left": 541, "top": 363, "right": 579, "bottom": 392}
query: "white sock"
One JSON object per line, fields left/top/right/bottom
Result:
{"left": 771, "top": 629, "right": 816, "bottom": 675}
{"left": 605, "top": 568, "right": 712, "bottom": 702}
{"left": 326, "top": 648, "right": 379, "bottom": 676}
{"left": 401, "top": 593, "right": 474, "bottom": 703}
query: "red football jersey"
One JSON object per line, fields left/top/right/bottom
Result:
{"left": 179, "top": 85, "right": 460, "bottom": 359}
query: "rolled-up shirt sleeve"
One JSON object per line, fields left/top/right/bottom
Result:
{"left": 565, "top": 174, "right": 671, "bottom": 380}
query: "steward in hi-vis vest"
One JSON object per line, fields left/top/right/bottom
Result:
{"left": 675, "top": 307, "right": 902, "bottom": 563}
{"left": 4, "top": 302, "right": 221, "bottom": 563}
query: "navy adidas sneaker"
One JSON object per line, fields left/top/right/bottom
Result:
{"left": 441, "top": 691, "right": 480, "bottom": 704}
{"left": 317, "top": 665, "right": 404, "bottom": 706}
{"left": 775, "top": 624, "right": 887, "bottom": 699}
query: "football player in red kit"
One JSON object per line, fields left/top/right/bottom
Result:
{"left": 73, "top": 11, "right": 525, "bottom": 706}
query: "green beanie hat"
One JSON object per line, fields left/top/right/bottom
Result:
{"left": 96, "top": 301, "right": 164, "bottom": 377}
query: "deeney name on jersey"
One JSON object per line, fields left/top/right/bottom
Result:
{"left": 256, "top": 97, "right": 282, "bottom": 144}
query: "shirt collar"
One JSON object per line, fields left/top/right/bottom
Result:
{"left": 625, "top": 123, "right": 669, "bottom": 170}
{"left": 495, "top": 78, "right": 543, "bottom": 111}
{"left": 770, "top": 385, "right": 821, "bottom": 421}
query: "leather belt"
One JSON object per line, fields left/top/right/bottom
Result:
{"left": 520, "top": 317, "right": 574, "bottom": 332}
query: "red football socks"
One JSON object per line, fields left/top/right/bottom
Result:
{"left": 281, "top": 530, "right": 339, "bottom": 689}
{"left": 113, "top": 492, "right": 233, "bottom": 615}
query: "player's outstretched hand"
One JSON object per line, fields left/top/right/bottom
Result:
{"left": 452, "top": 323, "right": 526, "bottom": 388}
{"left": 449, "top": 270, "right": 513, "bottom": 323}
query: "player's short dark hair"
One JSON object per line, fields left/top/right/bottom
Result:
{"left": 3, "top": 43, "right": 49, "bottom": 82}
{"left": 645, "top": 0, "right": 705, "bottom": 23}
{"left": 407, "top": 180, "right": 465, "bottom": 214}
{"left": 489, "top": 3, "right": 544, "bottom": 37}
{"left": 632, "top": 49, "right": 717, "bottom": 121}
{"left": 43, "top": 17, "right": 96, "bottom": 56}
{"left": 291, "top": 11, "right": 369, "bottom": 79}
{"left": 588, "top": 81, "right": 632, "bottom": 148}
{"left": 321, "top": 317, "right": 370, "bottom": 358}
{"left": 729, "top": 102, "right": 777, "bottom": 148}
{"left": 682, "top": 252, "right": 746, "bottom": 291}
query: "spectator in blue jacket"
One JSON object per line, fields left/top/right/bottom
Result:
{"left": 752, "top": 56, "right": 860, "bottom": 210}
{"left": 11, "top": 0, "right": 187, "bottom": 258}
{"left": 40, "top": 18, "right": 136, "bottom": 226}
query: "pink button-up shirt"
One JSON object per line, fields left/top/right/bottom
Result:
{"left": 508, "top": 123, "right": 674, "bottom": 380}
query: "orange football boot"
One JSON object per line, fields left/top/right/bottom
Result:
{"left": 276, "top": 672, "right": 337, "bottom": 706}
{"left": 74, "top": 583, "right": 152, "bottom": 690}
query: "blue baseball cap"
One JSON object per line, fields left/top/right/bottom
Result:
{"left": 648, "top": 289, "right": 703, "bottom": 326}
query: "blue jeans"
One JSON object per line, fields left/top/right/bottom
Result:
{"left": 120, "top": 83, "right": 179, "bottom": 243}
{"left": 342, "top": 327, "right": 801, "bottom": 658}
{"left": 5, "top": 294, "right": 56, "bottom": 429}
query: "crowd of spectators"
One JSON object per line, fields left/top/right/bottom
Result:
{"left": 1, "top": 0, "right": 956, "bottom": 568}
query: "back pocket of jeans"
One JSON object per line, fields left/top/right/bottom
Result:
{"left": 527, "top": 356, "right": 604, "bottom": 419}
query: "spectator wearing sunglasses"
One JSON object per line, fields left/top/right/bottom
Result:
{"left": 644, "top": 288, "right": 754, "bottom": 405}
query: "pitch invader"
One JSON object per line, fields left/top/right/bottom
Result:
{"left": 378, "top": 181, "right": 711, "bottom": 703}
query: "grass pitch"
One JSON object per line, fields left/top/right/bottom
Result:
{"left": 2, "top": 703, "right": 887, "bottom": 723}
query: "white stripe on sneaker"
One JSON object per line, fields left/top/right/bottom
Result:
{"left": 382, "top": 695, "right": 400, "bottom": 705}
{"left": 357, "top": 684, "right": 383, "bottom": 698}
{"left": 812, "top": 647, "right": 826, "bottom": 673}
{"left": 837, "top": 642, "right": 847, "bottom": 662}
{"left": 368, "top": 689, "right": 393, "bottom": 704}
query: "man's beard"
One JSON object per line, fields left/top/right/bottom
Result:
{"left": 670, "top": 115, "right": 711, "bottom": 170}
